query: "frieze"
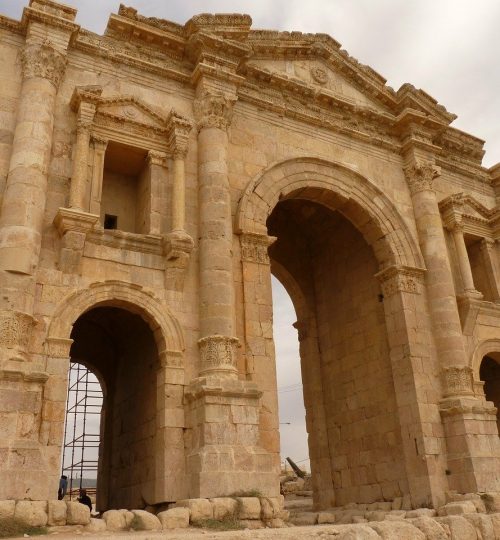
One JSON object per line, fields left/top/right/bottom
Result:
{"left": 21, "top": 40, "right": 67, "bottom": 89}
{"left": 198, "top": 335, "right": 239, "bottom": 375}
{"left": 240, "top": 233, "right": 276, "bottom": 264}
{"left": 0, "top": 311, "right": 35, "bottom": 351}
{"left": 442, "top": 366, "right": 475, "bottom": 398}
{"left": 375, "top": 265, "right": 425, "bottom": 297}
{"left": 403, "top": 162, "right": 440, "bottom": 195}
{"left": 194, "top": 92, "right": 236, "bottom": 131}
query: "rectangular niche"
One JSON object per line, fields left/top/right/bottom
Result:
{"left": 100, "top": 141, "right": 151, "bottom": 234}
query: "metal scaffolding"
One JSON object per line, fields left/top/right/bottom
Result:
{"left": 62, "top": 362, "right": 103, "bottom": 499}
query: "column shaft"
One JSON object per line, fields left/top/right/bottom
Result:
{"left": 480, "top": 239, "right": 500, "bottom": 301}
{"left": 172, "top": 157, "right": 185, "bottom": 232}
{"left": 89, "top": 137, "right": 108, "bottom": 217}
{"left": 68, "top": 123, "right": 91, "bottom": 211}
{"left": 451, "top": 225, "right": 476, "bottom": 293}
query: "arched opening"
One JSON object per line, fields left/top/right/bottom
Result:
{"left": 68, "top": 306, "right": 159, "bottom": 511}
{"left": 480, "top": 353, "right": 500, "bottom": 434}
{"left": 267, "top": 195, "right": 408, "bottom": 507}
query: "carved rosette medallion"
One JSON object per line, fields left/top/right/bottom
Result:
{"left": 240, "top": 233, "right": 276, "bottom": 265}
{"left": 0, "top": 311, "right": 35, "bottom": 358}
{"left": 193, "top": 92, "right": 236, "bottom": 131}
{"left": 375, "top": 265, "right": 425, "bottom": 297}
{"left": 403, "top": 162, "right": 440, "bottom": 195}
{"left": 198, "top": 335, "right": 239, "bottom": 376}
{"left": 442, "top": 366, "right": 475, "bottom": 397}
{"left": 21, "top": 40, "right": 67, "bottom": 89}
{"left": 311, "top": 66, "right": 328, "bottom": 85}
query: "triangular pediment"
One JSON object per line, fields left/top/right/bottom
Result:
{"left": 247, "top": 58, "right": 391, "bottom": 113}
{"left": 96, "top": 97, "right": 167, "bottom": 129}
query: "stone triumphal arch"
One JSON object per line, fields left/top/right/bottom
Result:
{"left": 1, "top": 0, "right": 500, "bottom": 512}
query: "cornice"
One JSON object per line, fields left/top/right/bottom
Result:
{"left": 0, "top": 14, "right": 24, "bottom": 34}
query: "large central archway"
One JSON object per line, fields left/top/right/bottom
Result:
{"left": 237, "top": 158, "right": 445, "bottom": 509}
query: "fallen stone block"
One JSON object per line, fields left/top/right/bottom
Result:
{"left": 0, "top": 500, "right": 15, "bottom": 520}
{"left": 210, "top": 497, "right": 237, "bottom": 520}
{"left": 482, "top": 494, "right": 500, "bottom": 514}
{"left": 176, "top": 498, "right": 213, "bottom": 522}
{"left": 85, "top": 518, "right": 107, "bottom": 533}
{"left": 370, "top": 520, "right": 425, "bottom": 539}
{"left": 291, "top": 511, "right": 317, "bottom": 525}
{"left": 464, "top": 513, "right": 494, "bottom": 540}
{"left": 436, "top": 515, "right": 477, "bottom": 540}
{"left": 47, "top": 500, "right": 66, "bottom": 526}
{"left": 120, "top": 509, "right": 134, "bottom": 528}
{"left": 14, "top": 500, "right": 48, "bottom": 527}
{"left": 240, "top": 519, "right": 265, "bottom": 529}
{"left": 438, "top": 501, "right": 477, "bottom": 516}
{"left": 130, "top": 509, "right": 161, "bottom": 531}
{"left": 408, "top": 516, "right": 448, "bottom": 540}
{"left": 317, "top": 511, "right": 336, "bottom": 524}
{"left": 260, "top": 497, "right": 282, "bottom": 520}
{"left": 406, "top": 508, "right": 437, "bottom": 518}
{"left": 366, "top": 511, "right": 387, "bottom": 522}
{"left": 66, "top": 501, "right": 90, "bottom": 525}
{"left": 102, "top": 509, "right": 127, "bottom": 530}
{"left": 237, "top": 497, "right": 261, "bottom": 520}
{"left": 336, "top": 524, "right": 381, "bottom": 539}
{"left": 158, "top": 507, "right": 190, "bottom": 529}
{"left": 269, "top": 518, "right": 286, "bottom": 528}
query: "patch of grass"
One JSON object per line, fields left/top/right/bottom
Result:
{"left": 0, "top": 517, "right": 48, "bottom": 538}
{"left": 193, "top": 516, "right": 244, "bottom": 531}
{"left": 230, "top": 489, "right": 263, "bottom": 498}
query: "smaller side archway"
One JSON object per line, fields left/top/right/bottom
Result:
{"left": 43, "top": 281, "right": 187, "bottom": 509}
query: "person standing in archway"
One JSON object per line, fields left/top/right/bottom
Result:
{"left": 58, "top": 475, "right": 67, "bottom": 500}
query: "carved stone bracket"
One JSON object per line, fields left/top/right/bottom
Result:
{"left": 45, "top": 336, "right": 74, "bottom": 359}
{"left": 442, "top": 366, "right": 475, "bottom": 398}
{"left": 53, "top": 207, "right": 99, "bottom": 274}
{"left": 163, "top": 230, "right": 194, "bottom": 292}
{"left": 240, "top": 232, "right": 277, "bottom": 265}
{"left": 198, "top": 334, "right": 239, "bottom": 377}
{"left": 167, "top": 111, "right": 192, "bottom": 158}
{"left": 375, "top": 265, "right": 426, "bottom": 297}
{"left": 193, "top": 91, "right": 236, "bottom": 131}
{"left": 403, "top": 162, "right": 440, "bottom": 195}
{"left": 0, "top": 310, "right": 36, "bottom": 362}
{"left": 147, "top": 150, "right": 168, "bottom": 167}
{"left": 21, "top": 40, "right": 67, "bottom": 89}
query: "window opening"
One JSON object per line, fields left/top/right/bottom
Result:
{"left": 62, "top": 362, "right": 103, "bottom": 500}
{"left": 104, "top": 214, "right": 117, "bottom": 230}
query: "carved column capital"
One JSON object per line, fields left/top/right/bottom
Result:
{"left": 480, "top": 238, "right": 496, "bottom": 252}
{"left": 198, "top": 335, "right": 239, "bottom": 377}
{"left": 403, "top": 162, "right": 440, "bottom": 195}
{"left": 194, "top": 92, "right": 236, "bottom": 131}
{"left": 21, "top": 40, "right": 67, "bottom": 89}
{"left": 442, "top": 366, "right": 475, "bottom": 398}
{"left": 91, "top": 135, "right": 108, "bottom": 151}
{"left": 240, "top": 233, "right": 277, "bottom": 264}
{"left": 375, "top": 265, "right": 426, "bottom": 297}
{"left": 0, "top": 310, "right": 36, "bottom": 361}
{"left": 167, "top": 112, "right": 192, "bottom": 158}
{"left": 147, "top": 150, "right": 168, "bottom": 167}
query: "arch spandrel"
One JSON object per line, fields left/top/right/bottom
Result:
{"left": 46, "top": 280, "right": 185, "bottom": 358}
{"left": 236, "top": 157, "right": 424, "bottom": 270}
{"left": 472, "top": 339, "right": 500, "bottom": 382}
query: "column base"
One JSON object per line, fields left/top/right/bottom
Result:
{"left": 440, "top": 397, "right": 500, "bottom": 493}
{"left": 185, "top": 376, "right": 280, "bottom": 499}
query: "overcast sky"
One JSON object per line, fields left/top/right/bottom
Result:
{"left": 3, "top": 0, "right": 499, "bottom": 475}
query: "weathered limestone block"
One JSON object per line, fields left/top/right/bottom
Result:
{"left": 366, "top": 510, "right": 387, "bottom": 522}
{"left": 157, "top": 507, "right": 190, "bottom": 529}
{"left": 102, "top": 509, "right": 128, "bottom": 530}
{"left": 120, "top": 509, "right": 134, "bottom": 528}
{"left": 353, "top": 516, "right": 369, "bottom": 524}
{"left": 483, "top": 494, "right": 500, "bottom": 514}
{"left": 14, "top": 500, "right": 48, "bottom": 527}
{"left": 336, "top": 525, "right": 381, "bottom": 540}
{"left": 237, "top": 497, "right": 261, "bottom": 519}
{"left": 0, "top": 500, "right": 15, "bottom": 519}
{"left": 66, "top": 501, "right": 90, "bottom": 525}
{"left": 47, "top": 500, "right": 66, "bottom": 526}
{"left": 176, "top": 498, "right": 213, "bottom": 521}
{"left": 384, "top": 511, "right": 406, "bottom": 521}
{"left": 269, "top": 518, "right": 286, "bottom": 528}
{"left": 436, "top": 516, "right": 477, "bottom": 540}
{"left": 407, "top": 517, "right": 448, "bottom": 540}
{"left": 406, "top": 508, "right": 437, "bottom": 518}
{"left": 130, "top": 509, "right": 161, "bottom": 530}
{"left": 438, "top": 501, "right": 477, "bottom": 516}
{"left": 464, "top": 514, "right": 494, "bottom": 540}
{"left": 317, "top": 511, "right": 336, "bottom": 524}
{"left": 210, "top": 497, "right": 238, "bottom": 520}
{"left": 239, "top": 519, "right": 264, "bottom": 529}
{"left": 391, "top": 498, "right": 402, "bottom": 510}
{"left": 260, "top": 497, "right": 281, "bottom": 520}
{"left": 291, "top": 512, "right": 318, "bottom": 525}
{"left": 85, "top": 518, "right": 107, "bottom": 532}
{"left": 370, "top": 521, "right": 425, "bottom": 539}
{"left": 490, "top": 513, "right": 500, "bottom": 539}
